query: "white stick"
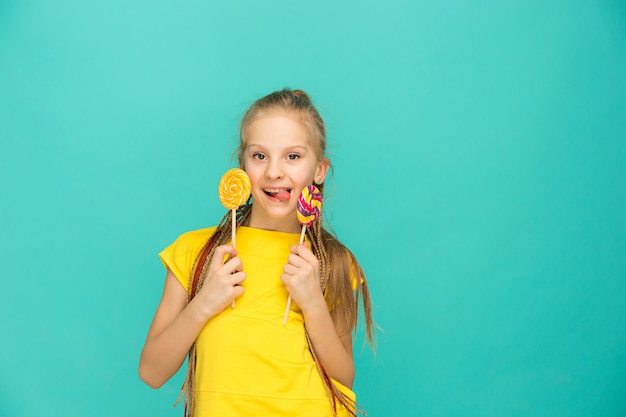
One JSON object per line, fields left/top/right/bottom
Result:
{"left": 231, "top": 207, "right": 236, "bottom": 247}
{"left": 283, "top": 224, "right": 307, "bottom": 325}
{"left": 231, "top": 207, "right": 236, "bottom": 309}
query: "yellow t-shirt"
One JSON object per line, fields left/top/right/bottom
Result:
{"left": 159, "top": 226, "right": 356, "bottom": 417}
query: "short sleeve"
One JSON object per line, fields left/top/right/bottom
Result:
{"left": 158, "top": 227, "right": 217, "bottom": 291}
{"left": 349, "top": 260, "right": 364, "bottom": 291}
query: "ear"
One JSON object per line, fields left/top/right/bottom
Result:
{"left": 313, "top": 158, "right": 330, "bottom": 185}
{"left": 238, "top": 152, "right": 245, "bottom": 170}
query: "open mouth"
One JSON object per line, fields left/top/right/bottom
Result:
{"left": 264, "top": 188, "right": 292, "bottom": 202}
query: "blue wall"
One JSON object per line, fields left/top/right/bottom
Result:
{"left": 1, "top": 1, "right": 625, "bottom": 416}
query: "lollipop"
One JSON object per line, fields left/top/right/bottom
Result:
{"left": 218, "top": 168, "right": 251, "bottom": 307}
{"left": 219, "top": 168, "right": 251, "bottom": 246}
{"left": 283, "top": 185, "right": 322, "bottom": 325}
{"left": 219, "top": 168, "right": 251, "bottom": 210}
{"left": 297, "top": 185, "right": 322, "bottom": 232}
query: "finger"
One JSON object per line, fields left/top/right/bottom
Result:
{"left": 286, "top": 253, "right": 306, "bottom": 270}
{"left": 291, "top": 243, "right": 316, "bottom": 262}
{"left": 283, "top": 264, "right": 297, "bottom": 276}
{"left": 291, "top": 241, "right": 310, "bottom": 250}
{"left": 280, "top": 273, "right": 292, "bottom": 286}
{"left": 232, "top": 285, "right": 245, "bottom": 299}
{"left": 228, "top": 271, "right": 246, "bottom": 286}
{"left": 210, "top": 245, "right": 238, "bottom": 269}
{"left": 287, "top": 252, "right": 317, "bottom": 270}
{"left": 223, "top": 255, "right": 244, "bottom": 273}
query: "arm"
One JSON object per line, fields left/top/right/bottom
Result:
{"left": 138, "top": 245, "right": 245, "bottom": 388}
{"left": 282, "top": 244, "right": 355, "bottom": 388}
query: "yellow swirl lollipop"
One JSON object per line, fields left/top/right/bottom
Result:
{"left": 218, "top": 168, "right": 250, "bottom": 308}
{"left": 218, "top": 168, "right": 251, "bottom": 210}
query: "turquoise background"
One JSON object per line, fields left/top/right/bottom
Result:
{"left": 1, "top": 1, "right": 625, "bottom": 416}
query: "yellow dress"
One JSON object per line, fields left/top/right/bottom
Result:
{"left": 159, "top": 226, "right": 356, "bottom": 416}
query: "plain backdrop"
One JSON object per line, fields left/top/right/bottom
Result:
{"left": 1, "top": 1, "right": 625, "bottom": 416}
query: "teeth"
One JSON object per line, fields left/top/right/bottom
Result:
{"left": 264, "top": 188, "right": 290, "bottom": 193}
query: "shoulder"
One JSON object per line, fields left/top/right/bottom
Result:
{"left": 158, "top": 226, "right": 219, "bottom": 290}
{"left": 164, "top": 226, "right": 220, "bottom": 261}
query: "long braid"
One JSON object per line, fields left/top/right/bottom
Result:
{"left": 303, "top": 183, "right": 366, "bottom": 416}
{"left": 175, "top": 203, "right": 252, "bottom": 417}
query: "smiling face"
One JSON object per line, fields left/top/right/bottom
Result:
{"left": 241, "top": 111, "right": 329, "bottom": 233}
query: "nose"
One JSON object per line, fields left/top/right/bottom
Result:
{"left": 265, "top": 159, "right": 284, "bottom": 180}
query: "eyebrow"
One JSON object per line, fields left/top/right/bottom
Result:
{"left": 247, "top": 144, "right": 308, "bottom": 152}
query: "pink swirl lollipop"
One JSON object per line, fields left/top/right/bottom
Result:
{"left": 284, "top": 185, "right": 323, "bottom": 325}
{"left": 297, "top": 185, "right": 322, "bottom": 227}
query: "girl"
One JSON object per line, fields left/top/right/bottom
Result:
{"left": 139, "top": 88, "right": 375, "bottom": 417}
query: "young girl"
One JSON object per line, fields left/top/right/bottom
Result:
{"left": 139, "top": 88, "right": 375, "bottom": 417}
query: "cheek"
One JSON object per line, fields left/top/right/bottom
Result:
{"left": 307, "top": 166, "right": 320, "bottom": 182}
{"left": 246, "top": 170, "right": 262, "bottom": 187}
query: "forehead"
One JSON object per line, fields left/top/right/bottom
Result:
{"left": 244, "top": 110, "right": 315, "bottom": 147}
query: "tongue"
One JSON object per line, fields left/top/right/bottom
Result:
{"left": 275, "top": 190, "right": 290, "bottom": 202}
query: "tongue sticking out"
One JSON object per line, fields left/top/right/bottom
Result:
{"left": 274, "top": 190, "right": 291, "bottom": 202}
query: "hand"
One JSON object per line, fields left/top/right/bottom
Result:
{"left": 192, "top": 245, "right": 245, "bottom": 319}
{"left": 281, "top": 243, "right": 325, "bottom": 313}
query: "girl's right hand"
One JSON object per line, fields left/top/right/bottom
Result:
{"left": 192, "top": 245, "right": 246, "bottom": 319}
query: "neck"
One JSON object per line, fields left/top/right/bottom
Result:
{"left": 247, "top": 207, "right": 301, "bottom": 234}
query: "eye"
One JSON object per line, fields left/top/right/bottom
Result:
{"left": 287, "top": 153, "right": 300, "bottom": 160}
{"left": 252, "top": 152, "right": 266, "bottom": 160}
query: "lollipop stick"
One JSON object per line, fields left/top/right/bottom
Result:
{"left": 231, "top": 207, "right": 236, "bottom": 309}
{"left": 231, "top": 207, "right": 236, "bottom": 247}
{"left": 283, "top": 297, "right": 292, "bottom": 326}
{"left": 299, "top": 224, "right": 306, "bottom": 244}
{"left": 283, "top": 224, "right": 307, "bottom": 325}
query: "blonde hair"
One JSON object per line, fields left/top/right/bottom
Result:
{"left": 178, "top": 88, "right": 375, "bottom": 417}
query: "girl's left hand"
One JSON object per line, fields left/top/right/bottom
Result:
{"left": 281, "top": 242, "right": 325, "bottom": 313}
